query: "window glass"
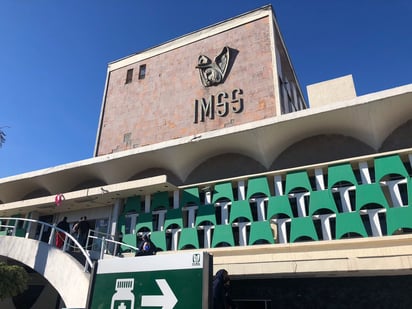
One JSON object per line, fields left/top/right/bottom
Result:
{"left": 125, "top": 68, "right": 133, "bottom": 84}
{"left": 139, "top": 64, "right": 146, "bottom": 79}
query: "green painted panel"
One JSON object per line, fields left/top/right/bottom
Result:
{"left": 124, "top": 196, "right": 141, "bottom": 214}
{"left": 212, "top": 182, "right": 234, "bottom": 203}
{"left": 88, "top": 252, "right": 211, "bottom": 309}
{"left": 246, "top": 177, "right": 271, "bottom": 199}
{"left": 91, "top": 269, "right": 203, "bottom": 309}
{"left": 180, "top": 187, "right": 200, "bottom": 207}
{"left": 151, "top": 192, "right": 170, "bottom": 211}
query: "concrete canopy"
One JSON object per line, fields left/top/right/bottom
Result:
{"left": 0, "top": 84, "right": 411, "bottom": 212}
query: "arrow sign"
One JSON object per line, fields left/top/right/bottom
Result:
{"left": 89, "top": 253, "right": 210, "bottom": 309}
{"left": 141, "top": 279, "right": 178, "bottom": 309}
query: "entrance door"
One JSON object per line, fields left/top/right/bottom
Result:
{"left": 38, "top": 215, "right": 53, "bottom": 242}
{"left": 89, "top": 218, "right": 109, "bottom": 252}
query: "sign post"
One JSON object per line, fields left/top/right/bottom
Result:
{"left": 87, "top": 252, "right": 212, "bottom": 309}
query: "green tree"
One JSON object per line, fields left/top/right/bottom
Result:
{"left": 0, "top": 262, "right": 29, "bottom": 300}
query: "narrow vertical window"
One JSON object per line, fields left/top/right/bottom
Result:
{"left": 138, "top": 64, "right": 146, "bottom": 80}
{"left": 125, "top": 68, "right": 133, "bottom": 84}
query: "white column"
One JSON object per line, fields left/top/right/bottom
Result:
{"left": 110, "top": 198, "right": 124, "bottom": 237}
{"left": 359, "top": 162, "right": 371, "bottom": 184}
{"left": 187, "top": 207, "right": 196, "bottom": 228}
{"left": 367, "top": 209, "right": 383, "bottom": 237}
{"left": 255, "top": 198, "right": 266, "bottom": 221}
{"left": 274, "top": 175, "right": 283, "bottom": 196}
{"left": 294, "top": 193, "right": 307, "bottom": 217}
{"left": 276, "top": 218, "right": 289, "bottom": 244}
{"left": 315, "top": 168, "right": 325, "bottom": 190}
{"left": 145, "top": 195, "right": 151, "bottom": 212}
{"left": 386, "top": 179, "right": 405, "bottom": 207}
{"left": 238, "top": 222, "right": 248, "bottom": 246}
{"left": 170, "top": 228, "right": 180, "bottom": 251}
{"left": 238, "top": 180, "right": 246, "bottom": 200}
{"left": 27, "top": 211, "right": 40, "bottom": 238}
{"left": 221, "top": 202, "right": 229, "bottom": 225}
{"left": 205, "top": 190, "right": 212, "bottom": 204}
{"left": 157, "top": 211, "right": 166, "bottom": 231}
{"left": 173, "top": 190, "right": 180, "bottom": 209}
{"left": 203, "top": 226, "right": 212, "bottom": 248}
{"left": 339, "top": 187, "right": 354, "bottom": 213}
{"left": 319, "top": 214, "right": 333, "bottom": 240}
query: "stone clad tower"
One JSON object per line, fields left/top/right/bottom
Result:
{"left": 94, "top": 5, "right": 307, "bottom": 156}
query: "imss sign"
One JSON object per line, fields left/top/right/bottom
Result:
{"left": 87, "top": 252, "right": 212, "bottom": 309}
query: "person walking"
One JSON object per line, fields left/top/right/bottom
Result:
{"left": 213, "top": 269, "right": 236, "bottom": 309}
{"left": 77, "top": 216, "right": 90, "bottom": 248}
{"left": 55, "top": 217, "right": 70, "bottom": 249}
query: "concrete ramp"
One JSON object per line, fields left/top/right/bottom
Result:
{"left": 0, "top": 236, "right": 90, "bottom": 309}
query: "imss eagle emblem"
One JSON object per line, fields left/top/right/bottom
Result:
{"left": 196, "top": 46, "right": 231, "bottom": 87}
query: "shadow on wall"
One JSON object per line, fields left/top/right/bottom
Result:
{"left": 380, "top": 119, "right": 412, "bottom": 152}
{"left": 129, "top": 168, "right": 183, "bottom": 185}
{"left": 116, "top": 119, "right": 412, "bottom": 186}
{"left": 271, "top": 134, "right": 375, "bottom": 170}
{"left": 185, "top": 153, "right": 266, "bottom": 184}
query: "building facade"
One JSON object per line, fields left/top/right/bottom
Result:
{"left": 95, "top": 6, "right": 306, "bottom": 156}
{"left": 1, "top": 5, "right": 412, "bottom": 308}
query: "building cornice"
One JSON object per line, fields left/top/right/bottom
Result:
{"left": 107, "top": 5, "right": 273, "bottom": 72}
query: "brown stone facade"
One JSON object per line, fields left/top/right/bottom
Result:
{"left": 96, "top": 16, "right": 277, "bottom": 156}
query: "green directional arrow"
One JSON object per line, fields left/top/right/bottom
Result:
{"left": 87, "top": 252, "right": 212, "bottom": 309}
{"left": 141, "top": 279, "right": 177, "bottom": 309}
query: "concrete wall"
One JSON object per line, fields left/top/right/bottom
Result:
{"left": 202, "top": 234, "right": 412, "bottom": 278}
{"left": 0, "top": 237, "right": 90, "bottom": 309}
{"left": 307, "top": 75, "right": 357, "bottom": 108}
{"left": 97, "top": 16, "right": 277, "bottom": 155}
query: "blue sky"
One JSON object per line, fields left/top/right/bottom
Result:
{"left": 0, "top": 1, "right": 411, "bottom": 178}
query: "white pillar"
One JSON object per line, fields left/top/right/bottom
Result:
{"left": 110, "top": 198, "right": 124, "bottom": 237}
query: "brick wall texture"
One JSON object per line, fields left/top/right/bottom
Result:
{"left": 96, "top": 16, "right": 277, "bottom": 155}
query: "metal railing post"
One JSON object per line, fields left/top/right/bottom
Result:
{"left": 38, "top": 224, "right": 44, "bottom": 241}
{"left": 12, "top": 219, "right": 17, "bottom": 236}
{"left": 100, "top": 237, "right": 106, "bottom": 260}
{"left": 25, "top": 221, "right": 32, "bottom": 239}
{"left": 48, "top": 223, "right": 56, "bottom": 245}
{"left": 63, "top": 235, "right": 68, "bottom": 252}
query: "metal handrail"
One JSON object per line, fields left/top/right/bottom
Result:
{"left": 87, "top": 228, "right": 115, "bottom": 239}
{"left": 0, "top": 217, "right": 93, "bottom": 271}
{"left": 86, "top": 231, "right": 139, "bottom": 259}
